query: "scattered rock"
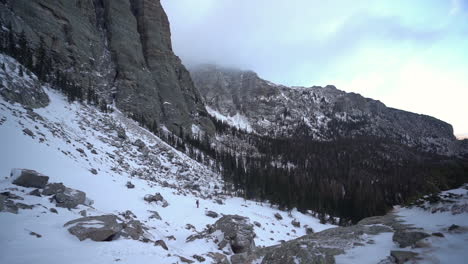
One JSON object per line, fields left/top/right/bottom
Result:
{"left": 210, "top": 215, "right": 256, "bottom": 254}
{"left": 144, "top": 193, "right": 168, "bottom": 207}
{"left": 50, "top": 208, "right": 58, "bottom": 214}
{"left": 16, "top": 203, "right": 34, "bottom": 210}
{"left": 11, "top": 169, "right": 49, "bottom": 188}
{"left": 148, "top": 210, "right": 162, "bottom": 220}
{"left": 121, "top": 220, "right": 147, "bottom": 240}
{"left": 89, "top": 168, "right": 98, "bottom": 175}
{"left": 121, "top": 210, "right": 137, "bottom": 220}
{"left": 390, "top": 250, "right": 419, "bottom": 264}
{"left": 22, "top": 128, "right": 35, "bottom": 137}
{"left": 28, "top": 189, "right": 42, "bottom": 197}
{"left": 29, "top": 231, "right": 42, "bottom": 238}
{"left": 76, "top": 148, "right": 85, "bottom": 154}
{"left": 253, "top": 221, "right": 261, "bottom": 227}
{"left": 116, "top": 127, "right": 126, "bottom": 140}
{"left": 0, "top": 191, "right": 24, "bottom": 200}
{"left": 393, "top": 230, "right": 430, "bottom": 248}
{"left": 448, "top": 224, "right": 460, "bottom": 231}
{"left": 206, "top": 210, "right": 219, "bottom": 218}
{"left": 54, "top": 188, "right": 87, "bottom": 209}
{"left": 126, "top": 181, "right": 135, "bottom": 189}
{"left": 64, "top": 215, "right": 123, "bottom": 242}
{"left": 215, "top": 199, "right": 224, "bottom": 205}
{"left": 207, "top": 252, "right": 230, "bottom": 264}
{"left": 79, "top": 210, "right": 87, "bottom": 217}
{"left": 192, "top": 255, "right": 206, "bottom": 262}
{"left": 274, "top": 213, "right": 283, "bottom": 220}
{"left": 154, "top": 240, "right": 168, "bottom": 250}
{"left": 432, "top": 232, "right": 444, "bottom": 237}
{"left": 291, "top": 219, "right": 300, "bottom": 228}
{"left": 166, "top": 235, "right": 176, "bottom": 241}
{"left": 179, "top": 256, "right": 195, "bottom": 264}
{"left": 42, "top": 183, "right": 67, "bottom": 196}
{"left": 305, "top": 227, "right": 314, "bottom": 235}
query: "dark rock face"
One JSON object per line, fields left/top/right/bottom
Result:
{"left": 0, "top": 54, "right": 50, "bottom": 108}
{"left": 64, "top": 215, "right": 123, "bottom": 242}
{"left": 191, "top": 65, "right": 462, "bottom": 155}
{"left": 12, "top": 169, "right": 49, "bottom": 188}
{"left": 1, "top": 0, "right": 213, "bottom": 134}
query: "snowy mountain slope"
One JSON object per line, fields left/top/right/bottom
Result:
{"left": 0, "top": 55, "right": 334, "bottom": 263}
{"left": 191, "top": 64, "right": 464, "bottom": 155}
{"left": 234, "top": 184, "right": 468, "bottom": 264}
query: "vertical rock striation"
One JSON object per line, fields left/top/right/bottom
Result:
{"left": 0, "top": 0, "right": 213, "bottom": 134}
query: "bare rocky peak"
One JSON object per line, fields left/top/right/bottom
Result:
{"left": 190, "top": 64, "right": 463, "bottom": 156}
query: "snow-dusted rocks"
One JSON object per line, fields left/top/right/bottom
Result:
{"left": 54, "top": 188, "right": 88, "bottom": 209}
{"left": 206, "top": 210, "right": 219, "bottom": 218}
{"left": 64, "top": 215, "right": 123, "bottom": 242}
{"left": 291, "top": 219, "right": 300, "bottom": 228}
{"left": 0, "top": 54, "right": 50, "bottom": 109}
{"left": 392, "top": 230, "right": 429, "bottom": 248}
{"left": 11, "top": 169, "right": 49, "bottom": 188}
{"left": 273, "top": 213, "right": 283, "bottom": 220}
{"left": 210, "top": 215, "right": 256, "bottom": 254}
{"left": 390, "top": 250, "right": 419, "bottom": 264}
{"left": 144, "top": 193, "right": 169, "bottom": 207}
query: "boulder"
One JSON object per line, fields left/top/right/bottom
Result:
{"left": 11, "top": 169, "right": 49, "bottom": 188}
{"left": 390, "top": 250, "right": 419, "bottom": 264}
{"left": 210, "top": 215, "right": 256, "bottom": 254}
{"left": 144, "top": 193, "right": 169, "bottom": 207}
{"left": 274, "top": 213, "right": 283, "bottom": 220}
{"left": 192, "top": 255, "right": 206, "bottom": 262}
{"left": 291, "top": 219, "right": 300, "bottom": 228}
{"left": 148, "top": 210, "right": 162, "bottom": 220}
{"left": 64, "top": 215, "right": 123, "bottom": 242}
{"left": 392, "top": 230, "right": 430, "bottom": 248}
{"left": 207, "top": 252, "right": 230, "bottom": 264}
{"left": 305, "top": 227, "right": 314, "bottom": 235}
{"left": 121, "top": 220, "right": 147, "bottom": 240}
{"left": 206, "top": 211, "right": 219, "bottom": 218}
{"left": 42, "top": 183, "right": 67, "bottom": 196}
{"left": 54, "top": 188, "right": 87, "bottom": 209}
{"left": 179, "top": 256, "right": 195, "bottom": 264}
{"left": 126, "top": 181, "right": 135, "bottom": 189}
{"left": 154, "top": 240, "right": 168, "bottom": 250}
{"left": 28, "top": 189, "right": 42, "bottom": 197}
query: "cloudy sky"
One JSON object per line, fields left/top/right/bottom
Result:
{"left": 161, "top": 0, "right": 468, "bottom": 136}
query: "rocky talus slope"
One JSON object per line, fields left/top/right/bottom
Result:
{"left": 191, "top": 65, "right": 465, "bottom": 155}
{"left": 0, "top": 0, "right": 213, "bottom": 133}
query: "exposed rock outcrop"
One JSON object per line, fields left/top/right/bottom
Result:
{"left": 11, "top": 169, "right": 49, "bottom": 188}
{"left": 0, "top": 0, "right": 213, "bottom": 134}
{"left": 210, "top": 215, "right": 256, "bottom": 254}
{"left": 191, "top": 65, "right": 463, "bottom": 155}
{"left": 64, "top": 215, "right": 123, "bottom": 242}
{"left": 0, "top": 54, "right": 50, "bottom": 108}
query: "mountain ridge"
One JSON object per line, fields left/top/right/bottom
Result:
{"left": 190, "top": 64, "right": 464, "bottom": 156}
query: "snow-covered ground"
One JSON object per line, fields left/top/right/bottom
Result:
{"left": 0, "top": 63, "right": 333, "bottom": 263}
{"left": 336, "top": 186, "right": 468, "bottom": 264}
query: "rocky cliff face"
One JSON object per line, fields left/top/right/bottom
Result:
{"left": 191, "top": 64, "right": 463, "bottom": 155}
{"left": 0, "top": 0, "right": 212, "bottom": 134}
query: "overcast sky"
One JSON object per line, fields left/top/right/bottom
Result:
{"left": 161, "top": 0, "right": 468, "bottom": 135}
